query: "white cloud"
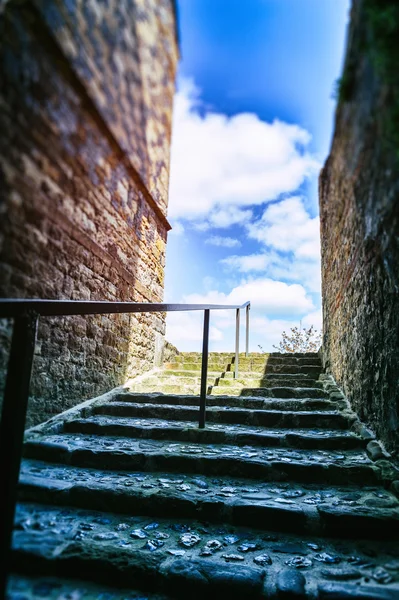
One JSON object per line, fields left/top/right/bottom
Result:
{"left": 247, "top": 196, "right": 320, "bottom": 259}
{"left": 183, "top": 277, "right": 314, "bottom": 317}
{"left": 193, "top": 207, "right": 253, "bottom": 232}
{"left": 302, "top": 309, "right": 323, "bottom": 330}
{"left": 205, "top": 236, "right": 242, "bottom": 248}
{"left": 166, "top": 311, "right": 223, "bottom": 351}
{"left": 213, "top": 197, "right": 322, "bottom": 293}
{"left": 169, "top": 220, "right": 185, "bottom": 235}
{"left": 220, "top": 253, "right": 277, "bottom": 272}
{"left": 266, "top": 255, "right": 321, "bottom": 294}
{"left": 168, "top": 79, "right": 320, "bottom": 221}
{"left": 165, "top": 279, "right": 317, "bottom": 352}
{"left": 208, "top": 207, "right": 253, "bottom": 229}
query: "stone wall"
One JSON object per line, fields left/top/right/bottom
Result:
{"left": 319, "top": 0, "right": 399, "bottom": 454}
{"left": 0, "top": 0, "right": 178, "bottom": 426}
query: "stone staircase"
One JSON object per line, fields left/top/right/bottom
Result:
{"left": 9, "top": 352, "right": 399, "bottom": 599}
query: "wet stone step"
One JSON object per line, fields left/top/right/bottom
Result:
{"left": 12, "top": 503, "right": 399, "bottom": 598}
{"left": 209, "top": 386, "right": 330, "bottom": 399}
{"left": 128, "top": 385, "right": 331, "bottom": 399}
{"left": 114, "top": 392, "right": 340, "bottom": 412}
{"left": 19, "top": 460, "right": 399, "bottom": 539}
{"left": 7, "top": 574, "right": 171, "bottom": 600}
{"left": 63, "top": 415, "right": 366, "bottom": 450}
{"left": 91, "top": 402, "right": 355, "bottom": 430}
{"left": 129, "top": 385, "right": 330, "bottom": 399}
{"left": 23, "top": 434, "right": 379, "bottom": 485}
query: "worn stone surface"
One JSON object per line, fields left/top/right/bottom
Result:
{"left": 11, "top": 503, "right": 399, "bottom": 598}
{"left": 319, "top": 0, "right": 399, "bottom": 454}
{"left": 7, "top": 574, "right": 171, "bottom": 600}
{"left": 0, "top": 0, "right": 178, "bottom": 425}
{"left": 9, "top": 352, "right": 399, "bottom": 597}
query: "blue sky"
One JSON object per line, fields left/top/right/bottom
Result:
{"left": 164, "top": 0, "right": 350, "bottom": 352}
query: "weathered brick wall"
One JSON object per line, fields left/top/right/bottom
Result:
{"left": 320, "top": 0, "right": 399, "bottom": 453}
{"left": 0, "top": 0, "right": 178, "bottom": 426}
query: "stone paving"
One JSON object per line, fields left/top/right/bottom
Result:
{"left": 11, "top": 352, "right": 399, "bottom": 599}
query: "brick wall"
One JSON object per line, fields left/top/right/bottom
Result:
{"left": 320, "top": 0, "right": 399, "bottom": 453}
{"left": 0, "top": 0, "right": 178, "bottom": 426}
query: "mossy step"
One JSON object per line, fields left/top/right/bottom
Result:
{"left": 133, "top": 376, "right": 221, "bottom": 386}
{"left": 162, "top": 371, "right": 323, "bottom": 388}
{"left": 63, "top": 415, "right": 366, "bottom": 450}
{"left": 153, "top": 373, "right": 324, "bottom": 390}
{"left": 176, "top": 352, "right": 320, "bottom": 358}
{"left": 115, "top": 392, "right": 342, "bottom": 412}
{"left": 91, "top": 402, "right": 355, "bottom": 430}
{"left": 129, "top": 384, "right": 202, "bottom": 395}
{"left": 222, "top": 371, "right": 319, "bottom": 380}
{"left": 23, "top": 434, "right": 377, "bottom": 485}
{"left": 173, "top": 355, "right": 322, "bottom": 366}
{"left": 19, "top": 460, "right": 399, "bottom": 539}
{"left": 13, "top": 503, "right": 399, "bottom": 599}
{"left": 165, "top": 363, "right": 322, "bottom": 376}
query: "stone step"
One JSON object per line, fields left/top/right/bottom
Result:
{"left": 12, "top": 503, "right": 399, "bottom": 599}
{"left": 23, "top": 434, "right": 378, "bottom": 485}
{"left": 19, "top": 460, "right": 399, "bottom": 539}
{"left": 216, "top": 377, "right": 324, "bottom": 389}
{"left": 114, "top": 392, "right": 343, "bottom": 412}
{"left": 129, "top": 384, "right": 211, "bottom": 395}
{"left": 175, "top": 352, "right": 320, "bottom": 360}
{"left": 91, "top": 402, "right": 355, "bottom": 430}
{"left": 165, "top": 363, "right": 322, "bottom": 376}
{"left": 172, "top": 354, "right": 322, "bottom": 366}
{"left": 63, "top": 415, "right": 366, "bottom": 450}
{"left": 7, "top": 574, "right": 170, "bottom": 600}
{"left": 128, "top": 384, "right": 330, "bottom": 399}
{"left": 161, "top": 370, "right": 323, "bottom": 388}
{"left": 143, "top": 373, "right": 324, "bottom": 390}
{"left": 210, "top": 387, "right": 329, "bottom": 399}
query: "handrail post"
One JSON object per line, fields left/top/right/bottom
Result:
{"left": 235, "top": 308, "right": 240, "bottom": 379}
{"left": 245, "top": 304, "right": 250, "bottom": 357}
{"left": 199, "top": 309, "right": 210, "bottom": 428}
{"left": 0, "top": 313, "right": 38, "bottom": 600}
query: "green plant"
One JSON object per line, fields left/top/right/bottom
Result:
{"left": 336, "top": 0, "right": 399, "bottom": 158}
{"left": 273, "top": 324, "right": 322, "bottom": 354}
{"left": 333, "top": 67, "right": 356, "bottom": 103}
{"left": 364, "top": 0, "right": 399, "bottom": 158}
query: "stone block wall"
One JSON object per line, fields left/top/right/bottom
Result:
{"left": 319, "top": 0, "right": 399, "bottom": 453}
{"left": 0, "top": 0, "right": 178, "bottom": 426}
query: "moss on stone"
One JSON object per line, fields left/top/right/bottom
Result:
{"left": 364, "top": 0, "right": 399, "bottom": 157}
{"left": 337, "top": 0, "right": 399, "bottom": 156}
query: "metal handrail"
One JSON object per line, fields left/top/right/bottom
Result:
{"left": 0, "top": 298, "right": 250, "bottom": 598}
{"left": 0, "top": 299, "right": 251, "bottom": 317}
